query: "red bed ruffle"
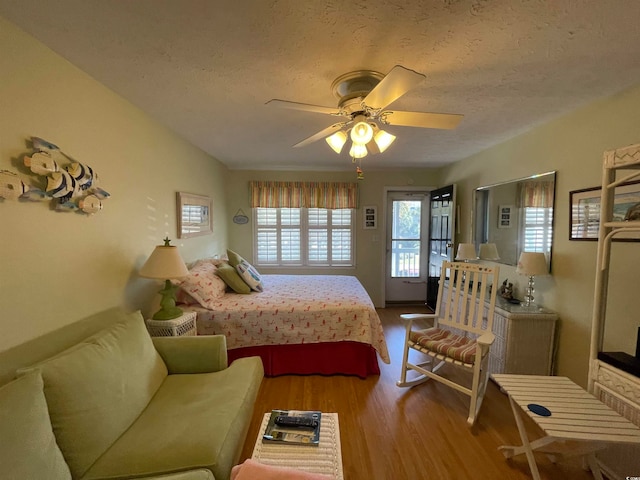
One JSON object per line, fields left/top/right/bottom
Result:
{"left": 227, "top": 341, "right": 380, "bottom": 378}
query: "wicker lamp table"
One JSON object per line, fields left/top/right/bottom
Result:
{"left": 145, "top": 311, "right": 197, "bottom": 337}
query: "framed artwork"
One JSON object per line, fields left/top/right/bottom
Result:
{"left": 363, "top": 205, "right": 377, "bottom": 229}
{"left": 498, "top": 205, "right": 513, "bottom": 229}
{"left": 569, "top": 180, "right": 640, "bottom": 241}
{"left": 177, "top": 192, "right": 212, "bottom": 238}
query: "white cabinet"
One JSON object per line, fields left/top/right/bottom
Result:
{"left": 442, "top": 284, "right": 557, "bottom": 376}
{"left": 488, "top": 302, "right": 557, "bottom": 376}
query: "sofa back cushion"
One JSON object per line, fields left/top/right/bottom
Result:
{"left": 20, "top": 310, "right": 168, "bottom": 478}
{"left": 0, "top": 371, "right": 72, "bottom": 480}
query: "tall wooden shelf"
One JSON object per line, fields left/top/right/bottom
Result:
{"left": 588, "top": 142, "right": 640, "bottom": 479}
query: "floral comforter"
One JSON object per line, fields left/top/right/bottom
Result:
{"left": 184, "top": 274, "right": 390, "bottom": 363}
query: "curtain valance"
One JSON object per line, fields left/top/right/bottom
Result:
{"left": 517, "top": 181, "right": 554, "bottom": 208}
{"left": 249, "top": 181, "right": 358, "bottom": 209}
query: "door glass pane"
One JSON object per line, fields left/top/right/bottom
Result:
{"left": 391, "top": 200, "right": 422, "bottom": 278}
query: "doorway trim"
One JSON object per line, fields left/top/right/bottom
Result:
{"left": 380, "top": 185, "right": 437, "bottom": 307}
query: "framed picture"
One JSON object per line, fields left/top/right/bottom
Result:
{"left": 569, "top": 180, "right": 640, "bottom": 241}
{"left": 498, "top": 205, "right": 513, "bottom": 229}
{"left": 363, "top": 205, "right": 377, "bottom": 229}
{"left": 176, "top": 192, "right": 212, "bottom": 239}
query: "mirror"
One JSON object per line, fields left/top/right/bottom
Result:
{"left": 472, "top": 171, "right": 556, "bottom": 268}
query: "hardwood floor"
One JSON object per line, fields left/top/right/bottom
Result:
{"left": 239, "top": 307, "right": 595, "bottom": 480}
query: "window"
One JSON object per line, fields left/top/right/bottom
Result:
{"left": 521, "top": 206, "right": 553, "bottom": 253}
{"left": 254, "top": 207, "right": 354, "bottom": 266}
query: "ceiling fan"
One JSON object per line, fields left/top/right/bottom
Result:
{"left": 266, "top": 65, "right": 463, "bottom": 159}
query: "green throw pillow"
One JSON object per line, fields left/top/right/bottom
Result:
{"left": 226, "top": 249, "right": 245, "bottom": 267}
{"left": 216, "top": 262, "right": 251, "bottom": 294}
{"left": 0, "top": 371, "right": 72, "bottom": 479}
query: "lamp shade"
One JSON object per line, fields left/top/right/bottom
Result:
{"left": 139, "top": 245, "right": 189, "bottom": 280}
{"left": 350, "top": 116, "right": 374, "bottom": 144}
{"left": 326, "top": 131, "right": 347, "bottom": 154}
{"left": 373, "top": 129, "right": 396, "bottom": 153}
{"left": 516, "top": 252, "right": 548, "bottom": 276}
{"left": 478, "top": 243, "right": 500, "bottom": 260}
{"left": 455, "top": 243, "right": 478, "bottom": 261}
{"left": 349, "top": 142, "right": 368, "bottom": 159}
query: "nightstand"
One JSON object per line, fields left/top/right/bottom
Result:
{"left": 145, "top": 311, "right": 197, "bottom": 337}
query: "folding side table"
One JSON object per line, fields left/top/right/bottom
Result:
{"left": 492, "top": 374, "right": 640, "bottom": 480}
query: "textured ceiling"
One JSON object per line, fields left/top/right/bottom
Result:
{"left": 2, "top": 0, "right": 640, "bottom": 171}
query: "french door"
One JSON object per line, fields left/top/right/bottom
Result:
{"left": 426, "top": 185, "right": 456, "bottom": 309}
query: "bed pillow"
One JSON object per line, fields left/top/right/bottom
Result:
{"left": 216, "top": 262, "right": 251, "bottom": 294}
{"left": 178, "top": 261, "right": 227, "bottom": 308}
{"left": 226, "top": 249, "right": 245, "bottom": 267}
{"left": 236, "top": 259, "right": 263, "bottom": 292}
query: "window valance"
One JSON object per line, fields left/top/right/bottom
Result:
{"left": 249, "top": 181, "right": 358, "bottom": 209}
{"left": 517, "top": 181, "right": 554, "bottom": 208}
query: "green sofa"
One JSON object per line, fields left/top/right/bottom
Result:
{"left": 0, "top": 308, "right": 264, "bottom": 480}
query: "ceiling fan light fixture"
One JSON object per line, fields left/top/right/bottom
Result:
{"left": 373, "top": 129, "right": 396, "bottom": 153}
{"left": 326, "top": 130, "right": 348, "bottom": 153}
{"left": 350, "top": 116, "right": 374, "bottom": 145}
{"left": 349, "top": 142, "right": 368, "bottom": 159}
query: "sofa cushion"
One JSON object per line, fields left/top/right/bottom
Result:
{"left": 0, "top": 371, "right": 72, "bottom": 480}
{"left": 82, "top": 356, "right": 264, "bottom": 480}
{"left": 20, "top": 311, "right": 168, "bottom": 479}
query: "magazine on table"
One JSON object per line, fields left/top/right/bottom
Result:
{"left": 262, "top": 409, "right": 322, "bottom": 446}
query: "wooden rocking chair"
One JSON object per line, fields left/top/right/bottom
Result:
{"left": 397, "top": 261, "right": 499, "bottom": 426}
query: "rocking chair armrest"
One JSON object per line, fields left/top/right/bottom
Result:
{"left": 399, "top": 313, "right": 437, "bottom": 322}
{"left": 477, "top": 332, "right": 495, "bottom": 347}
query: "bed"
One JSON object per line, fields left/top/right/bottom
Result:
{"left": 179, "top": 272, "right": 390, "bottom": 378}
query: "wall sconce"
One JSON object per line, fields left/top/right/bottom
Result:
{"left": 516, "top": 252, "right": 548, "bottom": 307}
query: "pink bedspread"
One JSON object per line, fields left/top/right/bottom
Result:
{"left": 184, "top": 275, "right": 390, "bottom": 364}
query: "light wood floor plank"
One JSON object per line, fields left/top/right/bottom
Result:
{"left": 239, "top": 307, "right": 595, "bottom": 479}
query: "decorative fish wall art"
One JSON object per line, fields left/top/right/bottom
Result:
{"left": 0, "top": 136, "right": 110, "bottom": 215}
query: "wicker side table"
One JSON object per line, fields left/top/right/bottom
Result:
{"left": 145, "top": 311, "right": 197, "bottom": 337}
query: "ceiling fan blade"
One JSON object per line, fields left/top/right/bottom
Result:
{"left": 383, "top": 110, "right": 463, "bottom": 130}
{"left": 363, "top": 65, "right": 426, "bottom": 110}
{"left": 266, "top": 99, "right": 344, "bottom": 116}
{"left": 293, "top": 123, "right": 345, "bottom": 148}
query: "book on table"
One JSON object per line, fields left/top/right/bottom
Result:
{"left": 262, "top": 409, "right": 322, "bottom": 446}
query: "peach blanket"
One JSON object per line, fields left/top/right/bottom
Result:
{"left": 231, "top": 459, "right": 335, "bottom": 480}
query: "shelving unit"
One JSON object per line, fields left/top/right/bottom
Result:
{"left": 588, "top": 142, "right": 640, "bottom": 479}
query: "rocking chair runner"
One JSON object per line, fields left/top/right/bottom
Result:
{"left": 397, "top": 261, "right": 499, "bottom": 426}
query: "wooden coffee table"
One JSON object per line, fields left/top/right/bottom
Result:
{"left": 251, "top": 412, "right": 344, "bottom": 479}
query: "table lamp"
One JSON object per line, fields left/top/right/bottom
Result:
{"left": 139, "top": 237, "right": 189, "bottom": 320}
{"left": 516, "top": 252, "right": 548, "bottom": 307}
{"left": 455, "top": 243, "right": 478, "bottom": 262}
{"left": 478, "top": 243, "right": 500, "bottom": 261}
{"left": 455, "top": 243, "right": 477, "bottom": 285}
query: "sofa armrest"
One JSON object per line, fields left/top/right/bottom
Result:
{"left": 152, "top": 335, "right": 228, "bottom": 374}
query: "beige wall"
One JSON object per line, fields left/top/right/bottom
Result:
{"left": 441, "top": 83, "right": 640, "bottom": 387}
{"left": 225, "top": 169, "right": 441, "bottom": 307}
{"left": 0, "top": 18, "right": 228, "bottom": 352}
